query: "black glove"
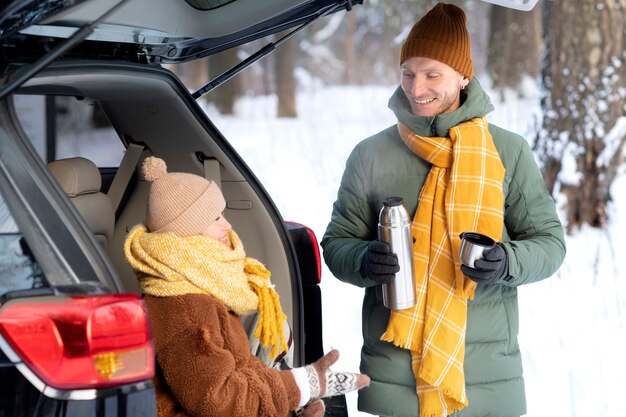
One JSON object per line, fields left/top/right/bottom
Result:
{"left": 360, "top": 240, "right": 400, "bottom": 284}
{"left": 460, "top": 242, "right": 510, "bottom": 285}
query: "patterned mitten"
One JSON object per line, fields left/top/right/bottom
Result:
{"left": 305, "top": 349, "right": 370, "bottom": 399}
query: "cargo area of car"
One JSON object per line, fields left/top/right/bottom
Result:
{"left": 0, "top": 1, "right": 358, "bottom": 415}
{"left": 13, "top": 60, "right": 303, "bottom": 326}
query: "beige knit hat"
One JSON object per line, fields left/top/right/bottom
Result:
{"left": 400, "top": 2, "right": 473, "bottom": 79}
{"left": 142, "top": 157, "right": 225, "bottom": 236}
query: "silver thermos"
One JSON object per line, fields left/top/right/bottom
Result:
{"left": 377, "top": 197, "right": 416, "bottom": 310}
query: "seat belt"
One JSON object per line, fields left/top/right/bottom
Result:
{"left": 108, "top": 142, "right": 145, "bottom": 212}
{"left": 203, "top": 157, "right": 221, "bottom": 185}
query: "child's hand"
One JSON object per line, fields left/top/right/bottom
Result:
{"left": 305, "top": 349, "right": 371, "bottom": 399}
{"left": 300, "top": 399, "right": 325, "bottom": 417}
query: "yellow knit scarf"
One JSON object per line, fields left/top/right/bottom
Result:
{"left": 381, "top": 117, "right": 505, "bottom": 417}
{"left": 124, "top": 226, "right": 288, "bottom": 359}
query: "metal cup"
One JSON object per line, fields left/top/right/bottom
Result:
{"left": 459, "top": 232, "right": 496, "bottom": 268}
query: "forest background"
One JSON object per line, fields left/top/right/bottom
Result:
{"left": 168, "top": 0, "right": 626, "bottom": 415}
{"left": 172, "top": 0, "right": 626, "bottom": 233}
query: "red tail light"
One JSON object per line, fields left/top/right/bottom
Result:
{"left": 286, "top": 221, "right": 322, "bottom": 285}
{"left": 305, "top": 227, "right": 322, "bottom": 284}
{"left": 0, "top": 293, "right": 154, "bottom": 390}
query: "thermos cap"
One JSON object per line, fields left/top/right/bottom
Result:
{"left": 382, "top": 197, "right": 403, "bottom": 207}
{"left": 379, "top": 197, "right": 409, "bottom": 227}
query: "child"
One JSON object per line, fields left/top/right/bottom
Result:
{"left": 124, "top": 157, "right": 369, "bottom": 417}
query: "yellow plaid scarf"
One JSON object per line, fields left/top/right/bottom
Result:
{"left": 381, "top": 116, "right": 505, "bottom": 417}
{"left": 124, "top": 226, "right": 288, "bottom": 359}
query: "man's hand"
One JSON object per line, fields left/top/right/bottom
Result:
{"left": 460, "top": 243, "right": 509, "bottom": 285}
{"left": 360, "top": 240, "right": 400, "bottom": 284}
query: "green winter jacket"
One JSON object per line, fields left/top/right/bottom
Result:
{"left": 321, "top": 80, "right": 566, "bottom": 417}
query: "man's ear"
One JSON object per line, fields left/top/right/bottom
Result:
{"left": 461, "top": 77, "right": 470, "bottom": 90}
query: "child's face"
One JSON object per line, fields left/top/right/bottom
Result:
{"left": 201, "top": 214, "right": 232, "bottom": 245}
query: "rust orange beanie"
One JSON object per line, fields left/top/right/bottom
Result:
{"left": 142, "top": 157, "right": 225, "bottom": 236}
{"left": 400, "top": 2, "right": 473, "bottom": 79}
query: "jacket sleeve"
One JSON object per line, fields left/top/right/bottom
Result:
{"left": 501, "top": 140, "right": 566, "bottom": 285}
{"left": 321, "top": 145, "right": 380, "bottom": 288}
{"left": 152, "top": 296, "right": 301, "bottom": 417}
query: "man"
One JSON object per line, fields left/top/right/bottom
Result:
{"left": 320, "top": 3, "right": 566, "bottom": 417}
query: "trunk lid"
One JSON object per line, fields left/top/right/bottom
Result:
{"left": 1, "top": 0, "right": 361, "bottom": 64}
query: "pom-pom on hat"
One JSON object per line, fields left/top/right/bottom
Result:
{"left": 142, "top": 156, "right": 226, "bottom": 237}
{"left": 400, "top": 2, "right": 473, "bottom": 79}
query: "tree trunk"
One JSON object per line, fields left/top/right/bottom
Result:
{"left": 208, "top": 48, "right": 240, "bottom": 115}
{"left": 535, "top": 0, "right": 626, "bottom": 231}
{"left": 381, "top": 0, "right": 398, "bottom": 85}
{"left": 174, "top": 58, "right": 209, "bottom": 91}
{"left": 466, "top": 1, "right": 492, "bottom": 78}
{"left": 487, "top": 4, "right": 541, "bottom": 96}
{"left": 275, "top": 31, "right": 297, "bottom": 118}
{"left": 343, "top": 7, "right": 357, "bottom": 84}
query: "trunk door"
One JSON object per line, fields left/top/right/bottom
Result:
{"left": 2, "top": 0, "right": 360, "bottom": 64}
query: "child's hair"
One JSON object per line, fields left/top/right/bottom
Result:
{"left": 142, "top": 157, "right": 225, "bottom": 236}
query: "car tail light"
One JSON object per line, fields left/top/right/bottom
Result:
{"left": 305, "top": 227, "right": 322, "bottom": 284}
{"left": 286, "top": 221, "right": 322, "bottom": 284}
{"left": 0, "top": 293, "right": 154, "bottom": 390}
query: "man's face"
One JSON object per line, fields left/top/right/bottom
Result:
{"left": 400, "top": 56, "right": 469, "bottom": 117}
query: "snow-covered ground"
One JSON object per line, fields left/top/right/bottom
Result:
{"left": 204, "top": 81, "right": 626, "bottom": 417}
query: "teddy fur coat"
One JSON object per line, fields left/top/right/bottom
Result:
{"left": 144, "top": 293, "right": 301, "bottom": 417}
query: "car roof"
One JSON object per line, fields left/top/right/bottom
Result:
{"left": 1, "top": 0, "right": 363, "bottom": 64}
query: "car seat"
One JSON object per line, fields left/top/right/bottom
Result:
{"left": 47, "top": 157, "right": 115, "bottom": 249}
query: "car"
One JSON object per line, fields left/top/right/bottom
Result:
{"left": 0, "top": 0, "right": 363, "bottom": 416}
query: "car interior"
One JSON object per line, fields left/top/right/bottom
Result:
{"left": 11, "top": 61, "right": 299, "bottom": 327}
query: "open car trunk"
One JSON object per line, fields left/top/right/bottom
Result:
{"left": 1, "top": 0, "right": 363, "bottom": 64}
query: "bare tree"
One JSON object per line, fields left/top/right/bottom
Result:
{"left": 343, "top": 7, "right": 358, "bottom": 84}
{"left": 487, "top": 4, "right": 541, "bottom": 96}
{"left": 275, "top": 31, "right": 298, "bottom": 117}
{"left": 208, "top": 48, "right": 240, "bottom": 115}
{"left": 535, "top": 0, "right": 626, "bottom": 231}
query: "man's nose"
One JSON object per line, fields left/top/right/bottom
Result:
{"left": 411, "top": 77, "right": 426, "bottom": 96}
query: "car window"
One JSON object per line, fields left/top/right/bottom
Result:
{"left": 12, "top": 95, "right": 124, "bottom": 167}
{"left": 0, "top": 194, "right": 47, "bottom": 297}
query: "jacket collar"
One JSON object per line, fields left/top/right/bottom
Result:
{"left": 388, "top": 78, "right": 495, "bottom": 137}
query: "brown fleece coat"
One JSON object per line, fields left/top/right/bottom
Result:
{"left": 144, "top": 293, "right": 301, "bottom": 417}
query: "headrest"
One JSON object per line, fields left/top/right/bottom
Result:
{"left": 48, "top": 157, "right": 102, "bottom": 197}
{"left": 48, "top": 156, "right": 114, "bottom": 249}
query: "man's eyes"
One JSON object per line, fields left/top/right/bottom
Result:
{"left": 402, "top": 72, "right": 441, "bottom": 80}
